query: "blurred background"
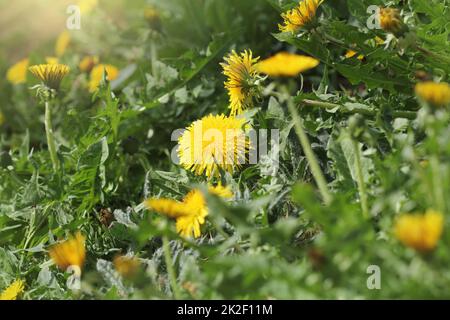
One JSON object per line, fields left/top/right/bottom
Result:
{"left": 1, "top": 0, "right": 75, "bottom": 62}
{"left": 0, "top": 0, "right": 281, "bottom": 149}
{"left": 0, "top": 0, "right": 148, "bottom": 63}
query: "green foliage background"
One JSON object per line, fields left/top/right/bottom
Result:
{"left": 1, "top": 0, "right": 450, "bottom": 299}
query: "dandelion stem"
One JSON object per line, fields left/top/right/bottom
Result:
{"left": 430, "top": 155, "right": 445, "bottom": 213}
{"left": 352, "top": 139, "right": 370, "bottom": 219}
{"left": 162, "top": 236, "right": 182, "bottom": 299}
{"left": 287, "top": 98, "right": 332, "bottom": 205}
{"left": 150, "top": 39, "right": 158, "bottom": 78}
{"left": 45, "top": 100, "right": 59, "bottom": 173}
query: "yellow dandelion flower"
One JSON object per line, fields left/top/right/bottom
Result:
{"left": 145, "top": 185, "right": 233, "bottom": 238}
{"left": 344, "top": 50, "right": 364, "bottom": 61}
{"left": 415, "top": 81, "right": 450, "bottom": 107}
{"left": 6, "top": 58, "right": 29, "bottom": 85}
{"left": 278, "top": 0, "right": 323, "bottom": 33}
{"left": 178, "top": 114, "right": 249, "bottom": 177}
{"left": 220, "top": 50, "right": 260, "bottom": 115}
{"left": 89, "top": 64, "right": 120, "bottom": 92}
{"left": 48, "top": 232, "right": 86, "bottom": 272}
{"left": 379, "top": 7, "right": 405, "bottom": 35}
{"left": 257, "top": 52, "right": 319, "bottom": 77}
{"left": 179, "top": 186, "right": 232, "bottom": 238}
{"left": 55, "top": 31, "right": 71, "bottom": 57}
{"left": 79, "top": 56, "right": 99, "bottom": 73}
{"left": 113, "top": 255, "right": 140, "bottom": 279}
{"left": 145, "top": 195, "right": 203, "bottom": 238}
{"left": 29, "top": 64, "right": 70, "bottom": 90}
{"left": 395, "top": 209, "right": 444, "bottom": 252}
{"left": 78, "top": 0, "right": 98, "bottom": 14}
{"left": 176, "top": 189, "right": 208, "bottom": 238}
{"left": 0, "top": 279, "right": 25, "bottom": 300}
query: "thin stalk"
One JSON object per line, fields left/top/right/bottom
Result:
{"left": 150, "top": 39, "right": 158, "bottom": 78}
{"left": 162, "top": 236, "right": 182, "bottom": 299}
{"left": 430, "top": 155, "right": 445, "bottom": 213}
{"left": 302, "top": 99, "right": 417, "bottom": 120}
{"left": 352, "top": 139, "right": 370, "bottom": 219}
{"left": 287, "top": 98, "right": 332, "bottom": 205}
{"left": 44, "top": 100, "right": 59, "bottom": 173}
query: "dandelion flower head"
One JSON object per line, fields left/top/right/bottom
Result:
{"left": 29, "top": 64, "right": 70, "bottom": 90}
{"left": 278, "top": 0, "right": 323, "bottom": 33}
{"left": 220, "top": 50, "right": 260, "bottom": 115}
{"left": 257, "top": 52, "right": 320, "bottom": 77}
{"left": 178, "top": 114, "right": 249, "bottom": 177}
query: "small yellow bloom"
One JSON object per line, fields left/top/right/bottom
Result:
{"left": 379, "top": 7, "right": 405, "bottom": 34}
{"left": 395, "top": 210, "right": 444, "bottom": 252}
{"left": 6, "top": 58, "right": 29, "bottom": 85}
{"left": 45, "top": 57, "right": 59, "bottom": 65}
{"left": 29, "top": 64, "right": 70, "bottom": 90}
{"left": 220, "top": 50, "right": 260, "bottom": 115}
{"left": 113, "top": 255, "right": 140, "bottom": 279}
{"left": 145, "top": 185, "right": 233, "bottom": 238}
{"left": 278, "top": 0, "right": 323, "bottom": 33}
{"left": 415, "top": 81, "right": 450, "bottom": 107}
{"left": 55, "top": 31, "right": 71, "bottom": 57}
{"left": 344, "top": 50, "right": 364, "bottom": 61}
{"left": 0, "top": 279, "right": 25, "bottom": 300}
{"left": 178, "top": 114, "right": 249, "bottom": 177}
{"left": 257, "top": 52, "right": 319, "bottom": 77}
{"left": 78, "top": 0, "right": 98, "bottom": 14}
{"left": 89, "top": 64, "right": 120, "bottom": 92}
{"left": 79, "top": 56, "right": 99, "bottom": 73}
{"left": 48, "top": 232, "right": 86, "bottom": 272}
